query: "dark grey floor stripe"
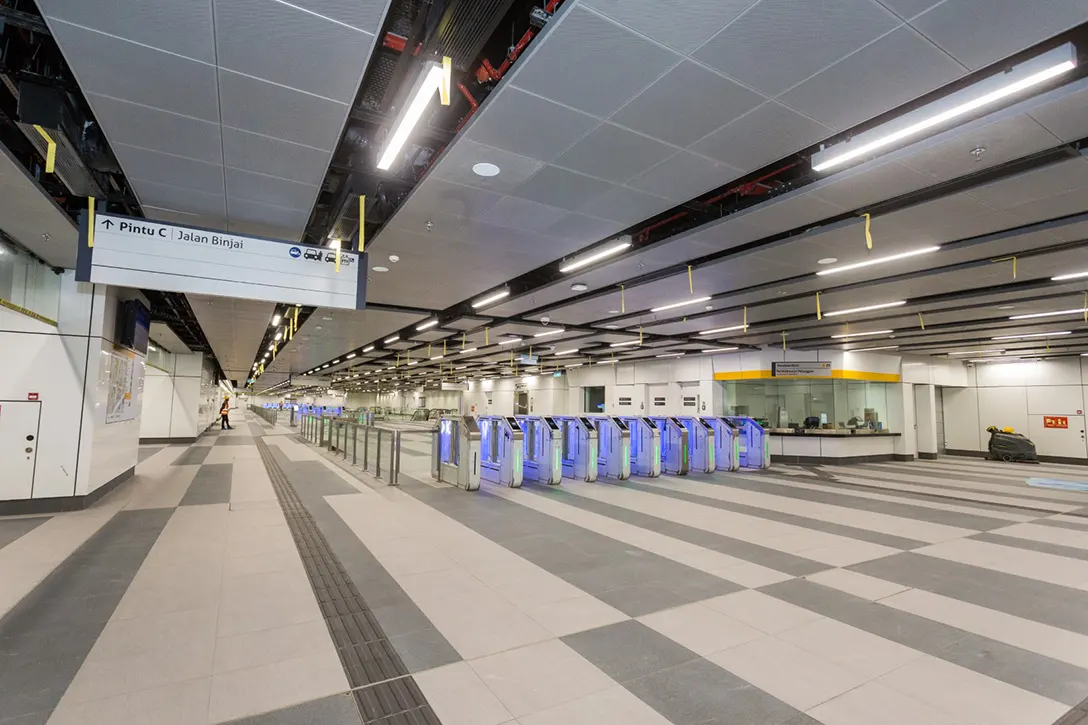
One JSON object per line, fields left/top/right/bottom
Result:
{"left": 846, "top": 464, "right": 1081, "bottom": 507}
{"left": 226, "top": 693, "right": 363, "bottom": 725}
{"left": 0, "top": 517, "right": 48, "bottom": 552}
{"left": 404, "top": 478, "right": 741, "bottom": 617}
{"left": 761, "top": 577, "right": 1088, "bottom": 706}
{"left": 215, "top": 436, "right": 256, "bottom": 446}
{"left": 850, "top": 552, "right": 1088, "bottom": 635}
{"left": 137, "top": 446, "right": 164, "bottom": 463}
{"left": 171, "top": 445, "right": 211, "bottom": 466}
{"left": 970, "top": 532, "right": 1088, "bottom": 562}
{"left": 254, "top": 440, "right": 440, "bottom": 725}
{"left": 1036, "top": 517, "right": 1088, "bottom": 532}
{"left": 708, "top": 471, "right": 1021, "bottom": 530}
{"left": 178, "top": 463, "right": 233, "bottom": 506}
{"left": 0, "top": 509, "right": 172, "bottom": 725}
{"left": 564, "top": 620, "right": 812, "bottom": 725}
{"left": 268, "top": 450, "right": 460, "bottom": 674}
{"left": 519, "top": 481, "right": 827, "bottom": 577}
{"left": 622, "top": 478, "right": 927, "bottom": 551}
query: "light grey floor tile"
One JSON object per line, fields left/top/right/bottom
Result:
{"left": 216, "top": 437, "right": 257, "bottom": 446}
{"left": 971, "top": 532, "right": 1088, "bottom": 562}
{"left": 621, "top": 479, "right": 927, "bottom": 551}
{"left": 562, "top": 620, "right": 699, "bottom": 683}
{"left": 521, "top": 483, "right": 828, "bottom": 576}
{"left": 215, "top": 692, "right": 361, "bottom": 724}
{"left": 0, "top": 517, "right": 48, "bottom": 552}
{"left": 390, "top": 627, "right": 464, "bottom": 674}
{"left": 137, "top": 446, "right": 165, "bottom": 463}
{"left": 851, "top": 551, "right": 1088, "bottom": 635}
{"left": 173, "top": 446, "right": 212, "bottom": 466}
{"left": 761, "top": 578, "right": 1088, "bottom": 705}
{"left": 0, "top": 509, "right": 172, "bottom": 723}
{"left": 179, "top": 463, "right": 233, "bottom": 506}
{"left": 625, "top": 658, "right": 804, "bottom": 725}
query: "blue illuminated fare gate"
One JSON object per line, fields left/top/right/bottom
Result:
{"left": 726, "top": 416, "right": 771, "bottom": 469}
{"left": 620, "top": 417, "right": 662, "bottom": 477}
{"left": 478, "top": 415, "right": 524, "bottom": 487}
{"left": 553, "top": 416, "right": 598, "bottom": 482}
{"left": 677, "top": 416, "right": 714, "bottom": 473}
{"left": 517, "top": 415, "right": 563, "bottom": 485}
{"left": 649, "top": 417, "right": 689, "bottom": 475}
{"left": 702, "top": 417, "right": 740, "bottom": 471}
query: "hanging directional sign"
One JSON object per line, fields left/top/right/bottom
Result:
{"left": 76, "top": 212, "right": 367, "bottom": 310}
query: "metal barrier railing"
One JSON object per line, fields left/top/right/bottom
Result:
{"left": 249, "top": 405, "right": 278, "bottom": 426}
{"left": 299, "top": 415, "right": 401, "bottom": 485}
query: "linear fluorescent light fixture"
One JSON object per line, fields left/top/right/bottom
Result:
{"left": 377, "top": 59, "right": 449, "bottom": 170}
{"left": 1052, "top": 271, "right": 1088, "bottom": 281}
{"left": 498, "top": 337, "right": 522, "bottom": 345}
{"left": 416, "top": 319, "right": 439, "bottom": 331}
{"left": 992, "top": 331, "right": 1072, "bottom": 340}
{"left": 384, "top": 335, "right": 399, "bottom": 344}
{"left": 610, "top": 340, "right": 640, "bottom": 348}
{"left": 271, "top": 315, "right": 281, "bottom": 326}
{"left": 699, "top": 325, "right": 747, "bottom": 336}
{"left": 657, "top": 352, "right": 685, "bottom": 358}
{"left": 471, "top": 289, "right": 510, "bottom": 309}
{"left": 346, "top": 353, "right": 356, "bottom": 359}
{"left": 817, "top": 247, "right": 940, "bottom": 276}
{"left": 651, "top": 296, "right": 712, "bottom": 313}
{"left": 702, "top": 347, "right": 739, "bottom": 353}
{"left": 830, "top": 329, "right": 894, "bottom": 339}
{"left": 559, "top": 240, "right": 632, "bottom": 273}
{"left": 850, "top": 345, "right": 900, "bottom": 352}
{"left": 1009, "top": 308, "right": 1086, "bottom": 320}
{"left": 459, "top": 347, "right": 478, "bottom": 354}
{"left": 534, "top": 328, "right": 565, "bottom": 338}
{"left": 824, "top": 301, "right": 907, "bottom": 317}
{"left": 948, "top": 349, "right": 1005, "bottom": 355}
{"left": 363, "top": 345, "right": 375, "bottom": 353}
{"left": 811, "top": 43, "right": 1077, "bottom": 173}
{"left": 555, "top": 349, "right": 579, "bottom": 356}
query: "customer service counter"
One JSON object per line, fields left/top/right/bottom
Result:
{"left": 768, "top": 430, "right": 903, "bottom": 464}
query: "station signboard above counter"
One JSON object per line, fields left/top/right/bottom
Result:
{"left": 75, "top": 212, "right": 367, "bottom": 310}
{"left": 771, "top": 361, "right": 832, "bottom": 378}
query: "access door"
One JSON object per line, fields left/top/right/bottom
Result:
{"left": 0, "top": 401, "right": 41, "bottom": 500}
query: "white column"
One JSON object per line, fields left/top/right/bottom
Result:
{"left": 915, "top": 383, "right": 939, "bottom": 458}
{"left": 887, "top": 382, "right": 916, "bottom": 460}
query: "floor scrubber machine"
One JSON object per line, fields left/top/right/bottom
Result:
{"left": 986, "top": 426, "right": 1038, "bottom": 463}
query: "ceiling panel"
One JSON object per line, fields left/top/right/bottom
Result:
{"left": 86, "top": 94, "right": 224, "bottom": 165}
{"left": 189, "top": 293, "right": 274, "bottom": 382}
{"left": 0, "top": 145, "right": 79, "bottom": 268}
{"left": 580, "top": 0, "right": 757, "bottom": 55}
{"left": 691, "top": 100, "right": 833, "bottom": 171}
{"left": 553, "top": 123, "right": 676, "bottom": 184}
{"left": 148, "top": 322, "right": 192, "bottom": 354}
{"left": 113, "top": 144, "right": 225, "bottom": 196}
{"left": 221, "top": 127, "right": 332, "bottom": 188}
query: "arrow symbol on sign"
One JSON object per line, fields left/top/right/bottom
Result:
{"left": 101, "top": 219, "right": 114, "bottom": 229}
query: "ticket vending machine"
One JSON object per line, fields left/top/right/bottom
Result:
{"left": 594, "top": 417, "right": 631, "bottom": 480}
{"left": 621, "top": 417, "right": 662, "bottom": 478}
{"left": 678, "top": 417, "right": 715, "bottom": 473}
{"left": 432, "top": 416, "right": 481, "bottom": 491}
{"left": 555, "top": 416, "right": 598, "bottom": 482}
{"left": 649, "top": 417, "right": 689, "bottom": 475}
{"left": 518, "top": 415, "right": 563, "bottom": 485}
{"left": 702, "top": 417, "right": 741, "bottom": 471}
{"left": 479, "top": 415, "right": 524, "bottom": 487}
{"left": 726, "top": 416, "right": 771, "bottom": 469}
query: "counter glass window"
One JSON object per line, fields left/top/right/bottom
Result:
{"left": 720, "top": 380, "right": 890, "bottom": 431}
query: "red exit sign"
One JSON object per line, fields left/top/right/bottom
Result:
{"left": 1044, "top": 416, "right": 1069, "bottom": 429}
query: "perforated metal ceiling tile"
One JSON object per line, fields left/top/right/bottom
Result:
{"left": 610, "top": 60, "right": 766, "bottom": 148}
{"left": 214, "top": 0, "right": 373, "bottom": 104}
{"left": 1028, "top": 83, "right": 1088, "bottom": 143}
{"left": 552, "top": 123, "right": 677, "bottom": 184}
{"left": 145, "top": 206, "right": 221, "bottom": 230}
{"left": 227, "top": 218, "right": 305, "bottom": 241}
{"left": 898, "top": 114, "right": 1061, "bottom": 183}
{"left": 0, "top": 146, "right": 79, "bottom": 268}
{"left": 477, "top": 196, "right": 569, "bottom": 232}
{"left": 1004, "top": 189, "right": 1088, "bottom": 226}
{"left": 190, "top": 293, "right": 274, "bottom": 377}
{"left": 580, "top": 185, "right": 674, "bottom": 226}
{"left": 137, "top": 179, "right": 227, "bottom": 219}
{"left": 779, "top": 25, "right": 965, "bottom": 131}
{"left": 225, "top": 167, "right": 319, "bottom": 212}
{"left": 430, "top": 140, "right": 545, "bottom": 193}
{"left": 222, "top": 127, "right": 332, "bottom": 188}
{"left": 218, "top": 69, "right": 348, "bottom": 150}
{"left": 966, "top": 158, "right": 1088, "bottom": 210}
{"left": 48, "top": 19, "right": 220, "bottom": 123}
{"left": 910, "top": 0, "right": 1088, "bottom": 70}
{"left": 400, "top": 177, "right": 504, "bottom": 220}
{"left": 541, "top": 213, "right": 625, "bottom": 243}
{"left": 627, "top": 151, "right": 741, "bottom": 203}
{"left": 692, "top": 0, "right": 901, "bottom": 97}
{"left": 508, "top": 6, "right": 681, "bottom": 118}
{"left": 226, "top": 196, "right": 311, "bottom": 230}
{"left": 808, "top": 160, "right": 937, "bottom": 210}
{"left": 691, "top": 100, "right": 833, "bottom": 172}
{"left": 464, "top": 87, "right": 600, "bottom": 163}
{"left": 878, "top": 0, "right": 943, "bottom": 19}
{"left": 113, "top": 144, "right": 225, "bottom": 196}
{"left": 1048, "top": 219, "right": 1088, "bottom": 243}
{"left": 509, "top": 165, "right": 616, "bottom": 211}
{"left": 878, "top": 192, "right": 1019, "bottom": 241}
{"left": 85, "top": 94, "right": 224, "bottom": 165}
{"left": 37, "top": 0, "right": 216, "bottom": 63}
{"left": 580, "top": 0, "right": 758, "bottom": 54}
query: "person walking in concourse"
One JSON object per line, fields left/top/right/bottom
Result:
{"left": 220, "top": 396, "right": 233, "bottom": 430}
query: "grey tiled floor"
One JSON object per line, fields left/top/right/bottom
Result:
{"left": 7, "top": 419, "right": 1088, "bottom": 725}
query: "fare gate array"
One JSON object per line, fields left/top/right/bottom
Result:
{"left": 428, "top": 413, "right": 770, "bottom": 492}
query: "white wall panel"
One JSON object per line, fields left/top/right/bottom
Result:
{"left": 977, "top": 386, "right": 1028, "bottom": 441}
{"left": 172, "top": 376, "right": 201, "bottom": 437}
{"left": 139, "top": 368, "right": 174, "bottom": 439}
{"left": 942, "top": 387, "right": 981, "bottom": 452}
{"left": 1027, "top": 385, "right": 1085, "bottom": 416}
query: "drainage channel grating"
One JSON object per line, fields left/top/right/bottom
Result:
{"left": 256, "top": 439, "right": 441, "bottom": 724}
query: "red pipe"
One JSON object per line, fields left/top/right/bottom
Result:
{"left": 382, "top": 32, "right": 406, "bottom": 52}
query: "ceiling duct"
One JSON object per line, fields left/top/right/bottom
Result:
{"left": 14, "top": 80, "right": 104, "bottom": 197}
{"left": 424, "top": 0, "right": 518, "bottom": 71}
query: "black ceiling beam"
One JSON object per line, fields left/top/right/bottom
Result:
{"left": 0, "top": 6, "right": 50, "bottom": 35}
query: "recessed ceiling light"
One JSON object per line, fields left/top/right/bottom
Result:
{"left": 322, "top": 316, "right": 333, "bottom": 321}
{"left": 472, "top": 162, "right": 500, "bottom": 177}
{"left": 997, "top": 305, "right": 1015, "bottom": 310}
{"left": 571, "top": 283, "right": 588, "bottom": 292}
{"left": 607, "top": 309, "right": 620, "bottom": 315}
{"left": 389, "top": 255, "right": 400, "bottom": 263}
{"left": 817, "top": 258, "right": 838, "bottom": 265}
{"left": 373, "top": 266, "right": 389, "bottom": 272}
{"left": 604, "top": 325, "right": 618, "bottom": 330}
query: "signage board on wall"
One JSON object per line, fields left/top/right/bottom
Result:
{"left": 1044, "top": 415, "right": 1069, "bottom": 429}
{"left": 105, "top": 350, "right": 138, "bottom": 424}
{"left": 77, "top": 212, "right": 367, "bottom": 310}
{"left": 771, "top": 361, "right": 832, "bottom": 378}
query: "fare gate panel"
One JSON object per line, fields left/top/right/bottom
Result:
{"left": 649, "top": 417, "right": 689, "bottom": 476}
{"left": 726, "top": 416, "right": 771, "bottom": 469}
{"left": 517, "top": 415, "right": 562, "bottom": 485}
{"left": 593, "top": 416, "right": 631, "bottom": 480}
{"left": 479, "top": 415, "right": 524, "bottom": 487}
{"left": 555, "top": 416, "right": 598, "bottom": 482}
{"left": 703, "top": 417, "right": 741, "bottom": 471}
{"left": 620, "top": 417, "right": 662, "bottom": 478}
{"left": 678, "top": 417, "right": 715, "bottom": 473}
{"left": 432, "top": 416, "right": 481, "bottom": 491}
